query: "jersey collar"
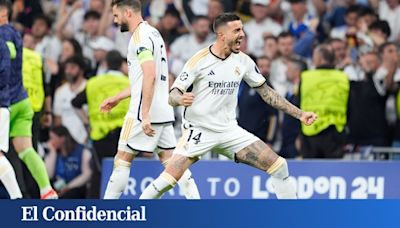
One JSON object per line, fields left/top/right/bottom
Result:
{"left": 209, "top": 45, "right": 231, "bottom": 61}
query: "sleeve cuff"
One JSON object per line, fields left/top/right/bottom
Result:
{"left": 252, "top": 80, "right": 267, "bottom": 88}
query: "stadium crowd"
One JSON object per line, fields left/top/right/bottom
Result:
{"left": 1, "top": 0, "right": 400, "bottom": 198}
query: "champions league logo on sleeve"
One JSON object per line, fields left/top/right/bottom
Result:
{"left": 179, "top": 72, "right": 189, "bottom": 81}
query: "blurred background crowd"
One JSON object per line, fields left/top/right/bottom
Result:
{"left": 1, "top": 0, "right": 400, "bottom": 198}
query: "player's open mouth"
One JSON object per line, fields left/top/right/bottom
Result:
{"left": 235, "top": 39, "right": 242, "bottom": 48}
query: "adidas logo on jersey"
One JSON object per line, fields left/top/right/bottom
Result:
{"left": 208, "top": 70, "right": 215, "bottom": 76}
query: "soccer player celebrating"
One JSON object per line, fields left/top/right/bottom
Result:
{"left": 140, "top": 13, "right": 317, "bottom": 199}
{"left": 102, "top": 0, "right": 199, "bottom": 199}
{"left": 0, "top": 0, "right": 57, "bottom": 199}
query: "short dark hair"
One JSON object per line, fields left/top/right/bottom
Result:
{"left": 111, "top": 0, "right": 141, "bottom": 11}
{"left": 378, "top": 42, "right": 397, "bottom": 55}
{"left": 212, "top": 13, "right": 241, "bottom": 33}
{"left": 163, "top": 8, "right": 180, "bottom": 18}
{"left": 0, "top": 0, "right": 12, "bottom": 21}
{"left": 326, "top": 38, "right": 345, "bottom": 44}
{"left": 106, "top": 50, "right": 124, "bottom": 71}
{"left": 277, "top": 31, "right": 294, "bottom": 41}
{"left": 50, "top": 126, "right": 78, "bottom": 152}
{"left": 315, "top": 44, "right": 335, "bottom": 64}
{"left": 64, "top": 55, "right": 87, "bottom": 71}
{"left": 289, "top": 58, "right": 308, "bottom": 72}
{"left": 288, "top": 0, "right": 306, "bottom": 4}
{"left": 84, "top": 10, "right": 101, "bottom": 21}
{"left": 33, "top": 14, "right": 52, "bottom": 28}
{"left": 263, "top": 34, "right": 277, "bottom": 42}
{"left": 192, "top": 15, "right": 209, "bottom": 24}
{"left": 64, "top": 38, "right": 83, "bottom": 57}
{"left": 369, "top": 20, "right": 391, "bottom": 38}
{"left": 326, "top": 38, "right": 347, "bottom": 48}
{"left": 345, "top": 5, "right": 360, "bottom": 15}
{"left": 358, "top": 5, "right": 375, "bottom": 17}
{"left": 257, "top": 55, "right": 271, "bottom": 62}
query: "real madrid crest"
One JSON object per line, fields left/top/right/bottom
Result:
{"left": 234, "top": 66, "right": 241, "bottom": 76}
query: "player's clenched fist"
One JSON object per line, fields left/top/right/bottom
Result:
{"left": 180, "top": 92, "right": 194, "bottom": 107}
{"left": 300, "top": 111, "right": 318, "bottom": 126}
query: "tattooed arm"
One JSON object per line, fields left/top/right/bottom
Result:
{"left": 255, "top": 83, "right": 317, "bottom": 125}
{"left": 168, "top": 88, "right": 194, "bottom": 107}
{"left": 255, "top": 83, "right": 303, "bottom": 119}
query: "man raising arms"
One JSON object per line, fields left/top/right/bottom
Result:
{"left": 140, "top": 13, "right": 317, "bottom": 199}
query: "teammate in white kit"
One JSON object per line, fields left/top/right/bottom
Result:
{"left": 140, "top": 13, "right": 318, "bottom": 199}
{"left": 102, "top": 0, "right": 199, "bottom": 199}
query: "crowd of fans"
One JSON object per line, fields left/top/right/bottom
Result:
{"left": 1, "top": 0, "right": 400, "bottom": 198}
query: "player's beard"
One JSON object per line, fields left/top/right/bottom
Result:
{"left": 229, "top": 39, "right": 240, "bottom": 54}
{"left": 230, "top": 48, "right": 239, "bottom": 54}
{"left": 120, "top": 22, "right": 129, "bottom": 32}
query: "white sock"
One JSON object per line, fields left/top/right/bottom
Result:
{"left": 268, "top": 157, "right": 297, "bottom": 199}
{"left": 103, "top": 159, "right": 131, "bottom": 199}
{"left": 140, "top": 172, "right": 176, "bottom": 199}
{"left": 177, "top": 169, "right": 200, "bottom": 199}
{"left": 0, "top": 156, "right": 23, "bottom": 199}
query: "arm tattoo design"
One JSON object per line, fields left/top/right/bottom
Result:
{"left": 255, "top": 83, "right": 303, "bottom": 120}
{"left": 168, "top": 88, "right": 183, "bottom": 107}
{"left": 245, "top": 151, "right": 259, "bottom": 165}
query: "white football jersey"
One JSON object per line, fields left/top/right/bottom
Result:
{"left": 172, "top": 46, "right": 266, "bottom": 132}
{"left": 126, "top": 21, "right": 174, "bottom": 123}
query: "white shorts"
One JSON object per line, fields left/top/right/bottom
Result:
{"left": 118, "top": 116, "right": 177, "bottom": 154}
{"left": 0, "top": 108, "right": 10, "bottom": 152}
{"left": 174, "top": 124, "right": 259, "bottom": 160}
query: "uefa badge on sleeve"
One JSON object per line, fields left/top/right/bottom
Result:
{"left": 180, "top": 72, "right": 189, "bottom": 81}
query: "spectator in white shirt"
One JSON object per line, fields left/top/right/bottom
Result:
{"left": 330, "top": 5, "right": 359, "bottom": 40}
{"left": 169, "top": 15, "right": 214, "bottom": 77}
{"left": 270, "top": 32, "right": 301, "bottom": 96}
{"left": 263, "top": 35, "right": 279, "bottom": 61}
{"left": 53, "top": 56, "right": 88, "bottom": 145}
{"left": 32, "top": 14, "right": 62, "bottom": 62}
{"left": 379, "top": 0, "right": 400, "bottom": 42}
{"left": 244, "top": 0, "right": 283, "bottom": 57}
{"left": 74, "top": 11, "right": 102, "bottom": 66}
{"left": 89, "top": 36, "right": 115, "bottom": 76}
{"left": 56, "top": 0, "right": 85, "bottom": 38}
{"left": 328, "top": 38, "right": 353, "bottom": 70}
